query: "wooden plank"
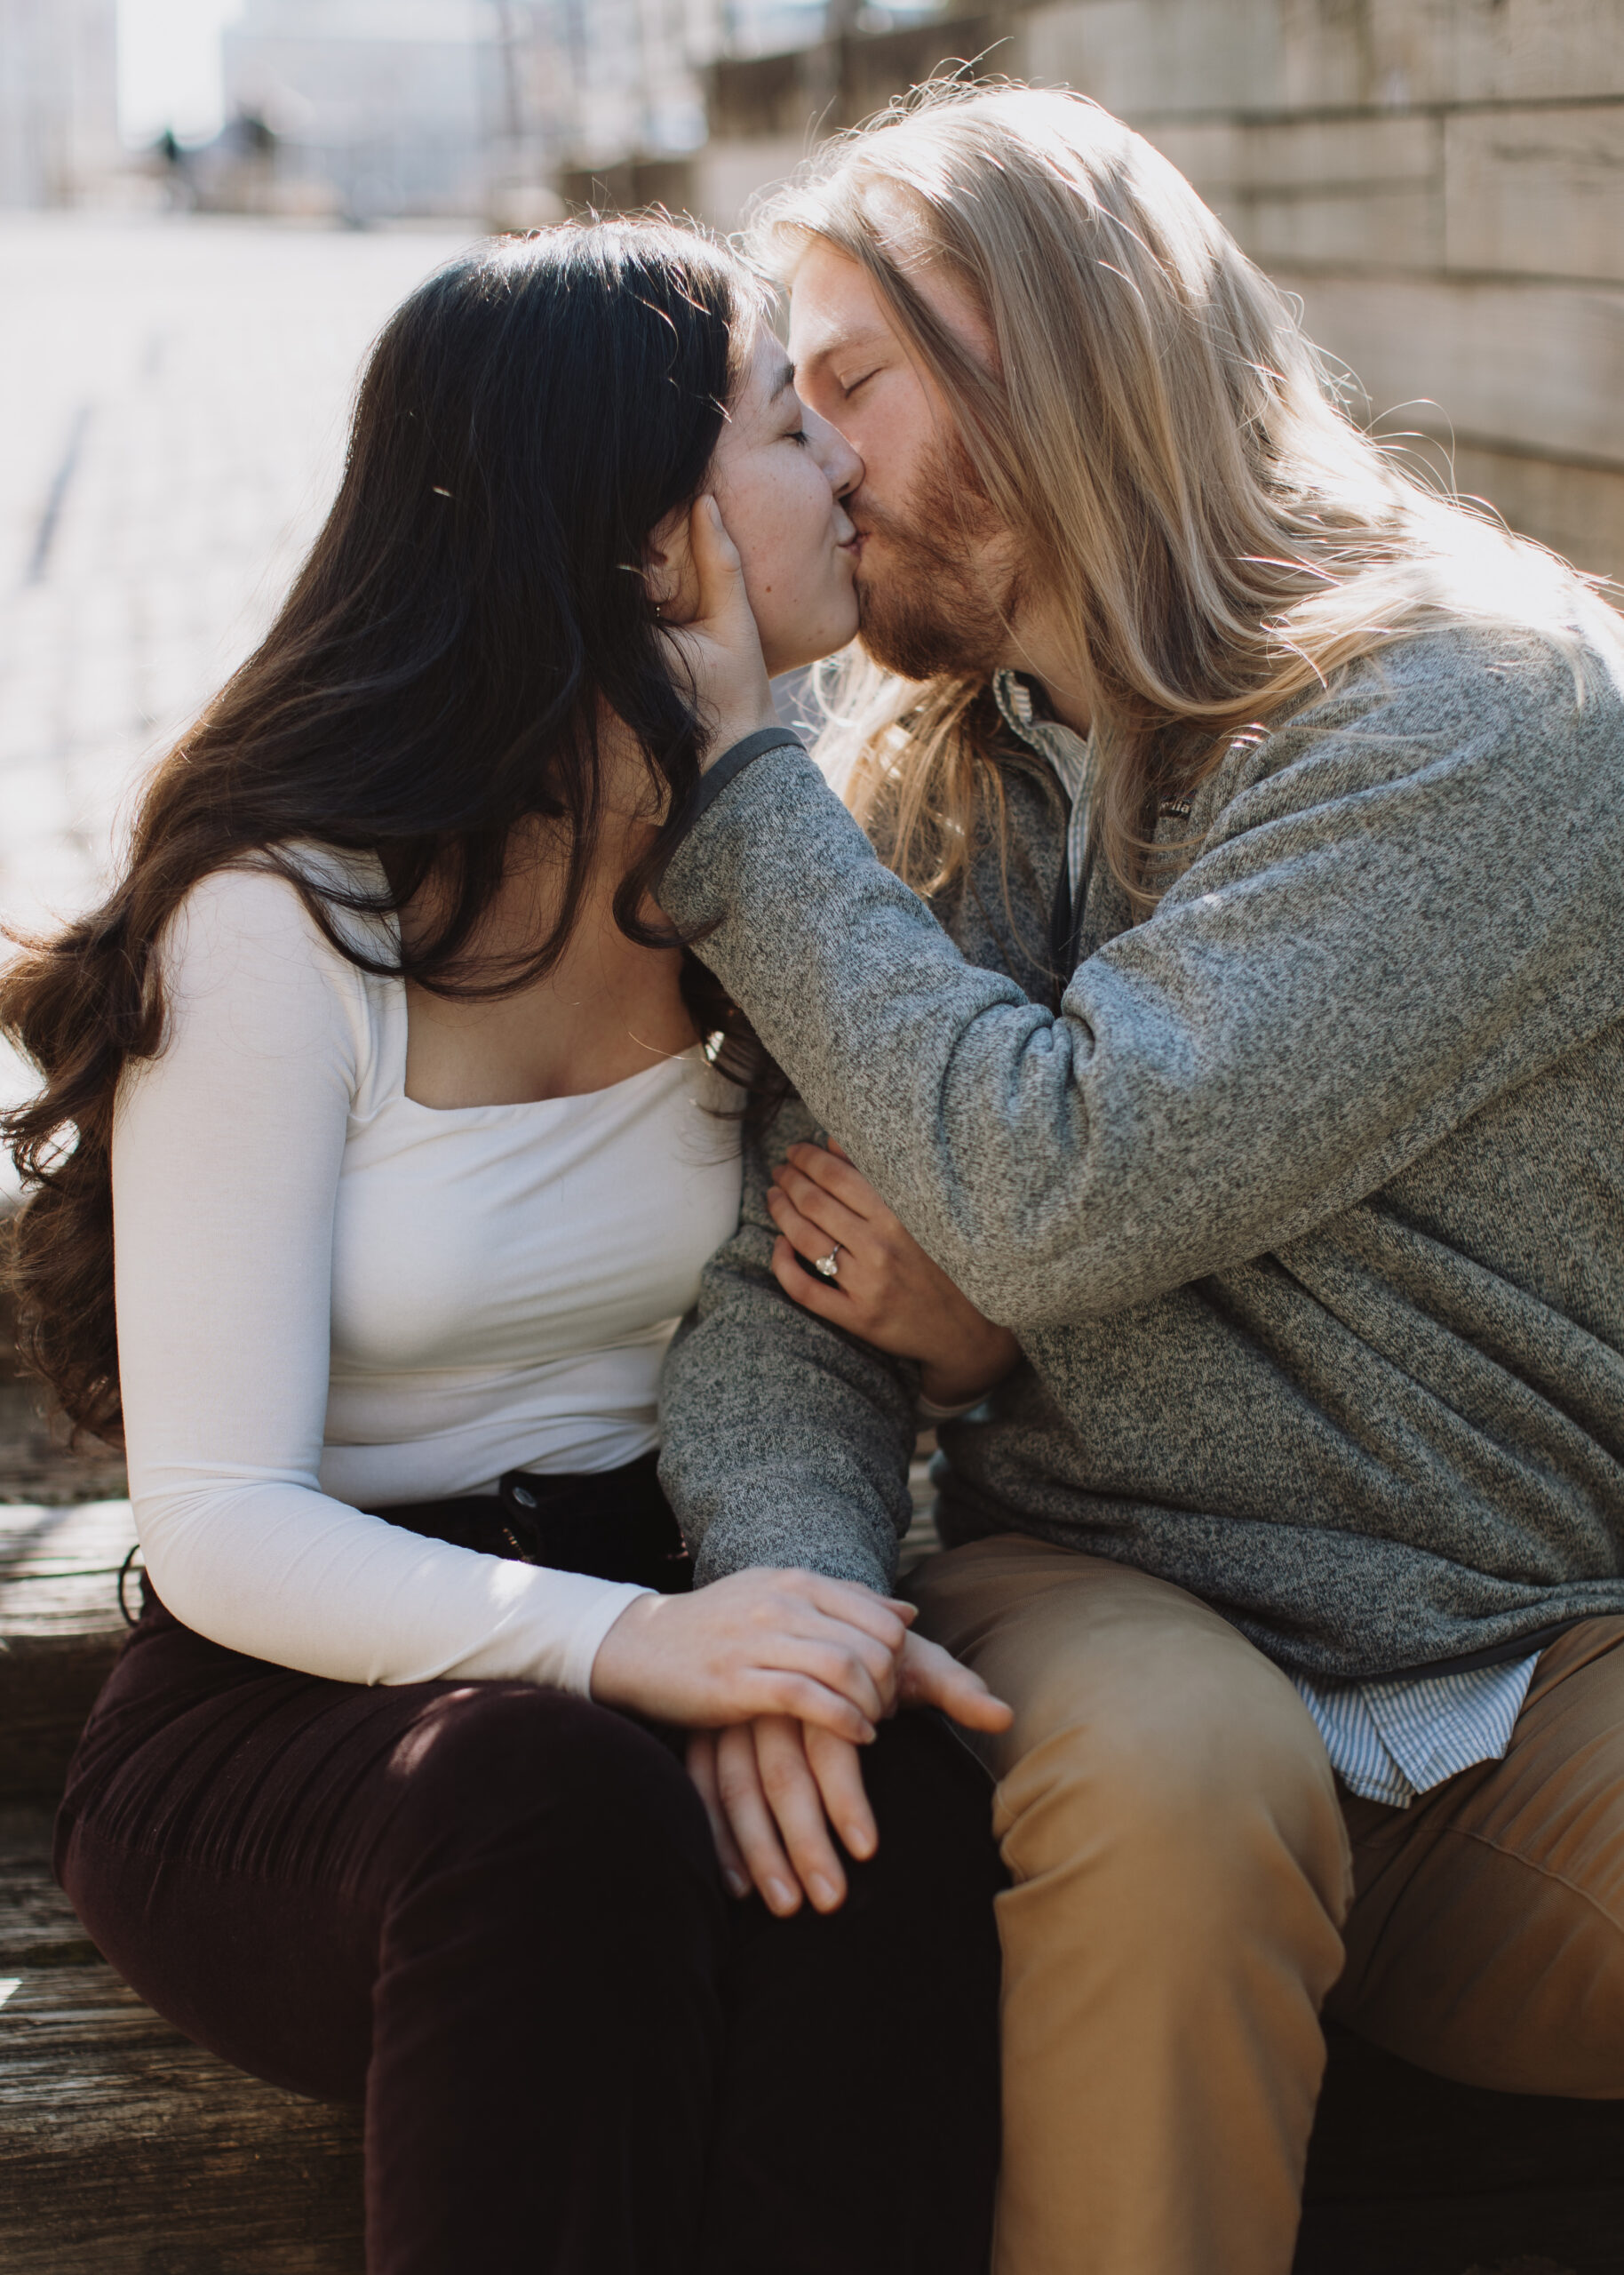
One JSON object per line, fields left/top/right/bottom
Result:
{"left": 1295, "top": 2186, "right": 1613, "bottom": 2273}
{"left": 1140, "top": 116, "right": 1445, "bottom": 275}
{"left": 0, "top": 1963, "right": 363, "bottom": 2274}
{"left": 693, "top": 134, "right": 808, "bottom": 235}
{"left": 0, "top": 1501, "right": 138, "bottom": 1801}
{"left": 1446, "top": 106, "right": 1624, "bottom": 286}
{"left": 1151, "top": 114, "right": 1440, "bottom": 195}
{"left": 0, "top": 1381, "right": 129, "bottom": 1505}
{"left": 1237, "top": 184, "right": 1443, "bottom": 275}
{"left": 0, "top": 1804, "right": 99, "bottom": 1967}
{"left": 2, "top": 1806, "right": 1620, "bottom": 2271}
{"left": 1363, "top": 0, "right": 1624, "bottom": 108}
{"left": 1021, "top": 0, "right": 1624, "bottom": 115}
{"left": 1305, "top": 2022, "right": 1624, "bottom": 2201}
{"left": 1298, "top": 2022, "right": 1624, "bottom": 2269}
{"left": 4, "top": 1971, "right": 1618, "bottom": 2275}
{"left": 1023, "top": 0, "right": 1294, "bottom": 117}
{"left": 0, "top": 1499, "right": 139, "bottom": 1607}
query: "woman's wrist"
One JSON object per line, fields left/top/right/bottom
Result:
{"left": 916, "top": 1376, "right": 998, "bottom": 1418}
{"left": 587, "top": 1590, "right": 665, "bottom": 1709}
{"left": 917, "top": 1328, "right": 1021, "bottom": 1413}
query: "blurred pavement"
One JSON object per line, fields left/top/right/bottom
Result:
{"left": 0, "top": 212, "right": 474, "bottom": 1136}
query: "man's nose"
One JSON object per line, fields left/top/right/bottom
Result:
{"left": 808, "top": 405, "right": 864, "bottom": 497}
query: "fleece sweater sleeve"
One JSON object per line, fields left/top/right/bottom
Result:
{"left": 658, "top": 627, "right": 1624, "bottom": 1333}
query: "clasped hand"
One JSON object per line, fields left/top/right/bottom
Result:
{"left": 688, "top": 1635, "right": 1011, "bottom": 1918}
{"left": 592, "top": 1572, "right": 1011, "bottom": 1920}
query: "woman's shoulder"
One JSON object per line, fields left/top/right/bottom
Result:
{"left": 168, "top": 847, "right": 390, "bottom": 970}
{"left": 158, "top": 853, "right": 391, "bottom": 1095}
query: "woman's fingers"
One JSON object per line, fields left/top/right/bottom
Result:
{"left": 665, "top": 495, "right": 776, "bottom": 765}
{"left": 686, "top": 1728, "right": 752, "bottom": 1899}
{"left": 766, "top": 1167, "right": 869, "bottom": 1262}
{"left": 765, "top": 1186, "right": 862, "bottom": 1284}
{"left": 801, "top": 1574, "right": 911, "bottom": 1653}
{"left": 764, "top": 1173, "right": 873, "bottom": 1282}
{"left": 744, "top": 1670, "right": 876, "bottom": 1744}
{"left": 687, "top": 492, "right": 751, "bottom": 626}
{"left": 785, "top": 1141, "right": 889, "bottom": 1218}
{"left": 589, "top": 1568, "right": 909, "bottom": 1732}
{"left": 714, "top": 1721, "right": 806, "bottom": 1915}
{"left": 775, "top": 1593, "right": 902, "bottom": 1709}
{"left": 770, "top": 1233, "right": 851, "bottom": 1323}
{"left": 776, "top": 1633, "right": 889, "bottom": 1727}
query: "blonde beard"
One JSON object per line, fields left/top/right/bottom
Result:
{"left": 853, "top": 435, "right": 1020, "bottom": 684}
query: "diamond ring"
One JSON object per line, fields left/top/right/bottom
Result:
{"left": 812, "top": 1246, "right": 842, "bottom": 1281}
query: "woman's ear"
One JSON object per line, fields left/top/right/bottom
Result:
{"left": 642, "top": 502, "right": 697, "bottom": 623}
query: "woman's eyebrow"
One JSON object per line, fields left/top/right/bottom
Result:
{"left": 768, "top": 359, "right": 796, "bottom": 402}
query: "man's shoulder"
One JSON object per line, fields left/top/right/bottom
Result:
{"left": 1201, "top": 611, "right": 1624, "bottom": 828}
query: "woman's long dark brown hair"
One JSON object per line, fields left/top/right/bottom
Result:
{"left": 2, "top": 219, "right": 768, "bottom": 1440}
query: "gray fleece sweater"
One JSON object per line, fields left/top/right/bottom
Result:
{"left": 657, "top": 622, "right": 1624, "bottom": 1680}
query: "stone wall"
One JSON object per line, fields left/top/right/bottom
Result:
{"left": 1021, "top": 0, "right": 1624, "bottom": 579}
{"left": 689, "top": 0, "right": 1624, "bottom": 582}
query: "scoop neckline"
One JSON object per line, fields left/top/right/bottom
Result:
{"left": 392, "top": 1042, "right": 706, "bottom": 1118}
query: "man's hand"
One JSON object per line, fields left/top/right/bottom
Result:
{"left": 687, "top": 1631, "right": 1012, "bottom": 1914}
{"left": 689, "top": 1716, "right": 872, "bottom": 1913}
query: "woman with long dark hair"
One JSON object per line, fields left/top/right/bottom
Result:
{"left": 0, "top": 222, "right": 1011, "bottom": 2274}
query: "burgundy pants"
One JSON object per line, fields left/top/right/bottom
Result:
{"left": 57, "top": 1588, "right": 1005, "bottom": 2275}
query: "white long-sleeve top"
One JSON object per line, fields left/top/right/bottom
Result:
{"left": 113, "top": 860, "right": 742, "bottom": 1696}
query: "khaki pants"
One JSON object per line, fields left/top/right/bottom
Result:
{"left": 908, "top": 1535, "right": 1624, "bottom": 2275}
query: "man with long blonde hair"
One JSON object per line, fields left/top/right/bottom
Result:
{"left": 656, "top": 84, "right": 1624, "bottom": 2273}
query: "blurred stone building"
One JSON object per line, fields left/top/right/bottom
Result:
{"left": 0, "top": 0, "right": 120, "bottom": 208}
{"left": 566, "top": 0, "right": 1624, "bottom": 585}
{"left": 222, "top": 0, "right": 515, "bottom": 222}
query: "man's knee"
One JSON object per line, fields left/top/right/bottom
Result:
{"left": 995, "top": 1671, "right": 1351, "bottom": 1945}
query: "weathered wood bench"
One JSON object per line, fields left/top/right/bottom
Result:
{"left": 4, "top": 1495, "right": 1622, "bottom": 2273}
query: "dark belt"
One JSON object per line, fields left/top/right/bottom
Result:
{"left": 371, "top": 1450, "right": 692, "bottom": 1594}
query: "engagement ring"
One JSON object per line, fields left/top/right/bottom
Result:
{"left": 813, "top": 1246, "right": 842, "bottom": 1281}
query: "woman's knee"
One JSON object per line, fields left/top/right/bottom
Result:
{"left": 378, "top": 1684, "right": 719, "bottom": 1915}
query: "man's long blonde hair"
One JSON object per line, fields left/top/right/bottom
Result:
{"left": 750, "top": 82, "right": 1609, "bottom": 909}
